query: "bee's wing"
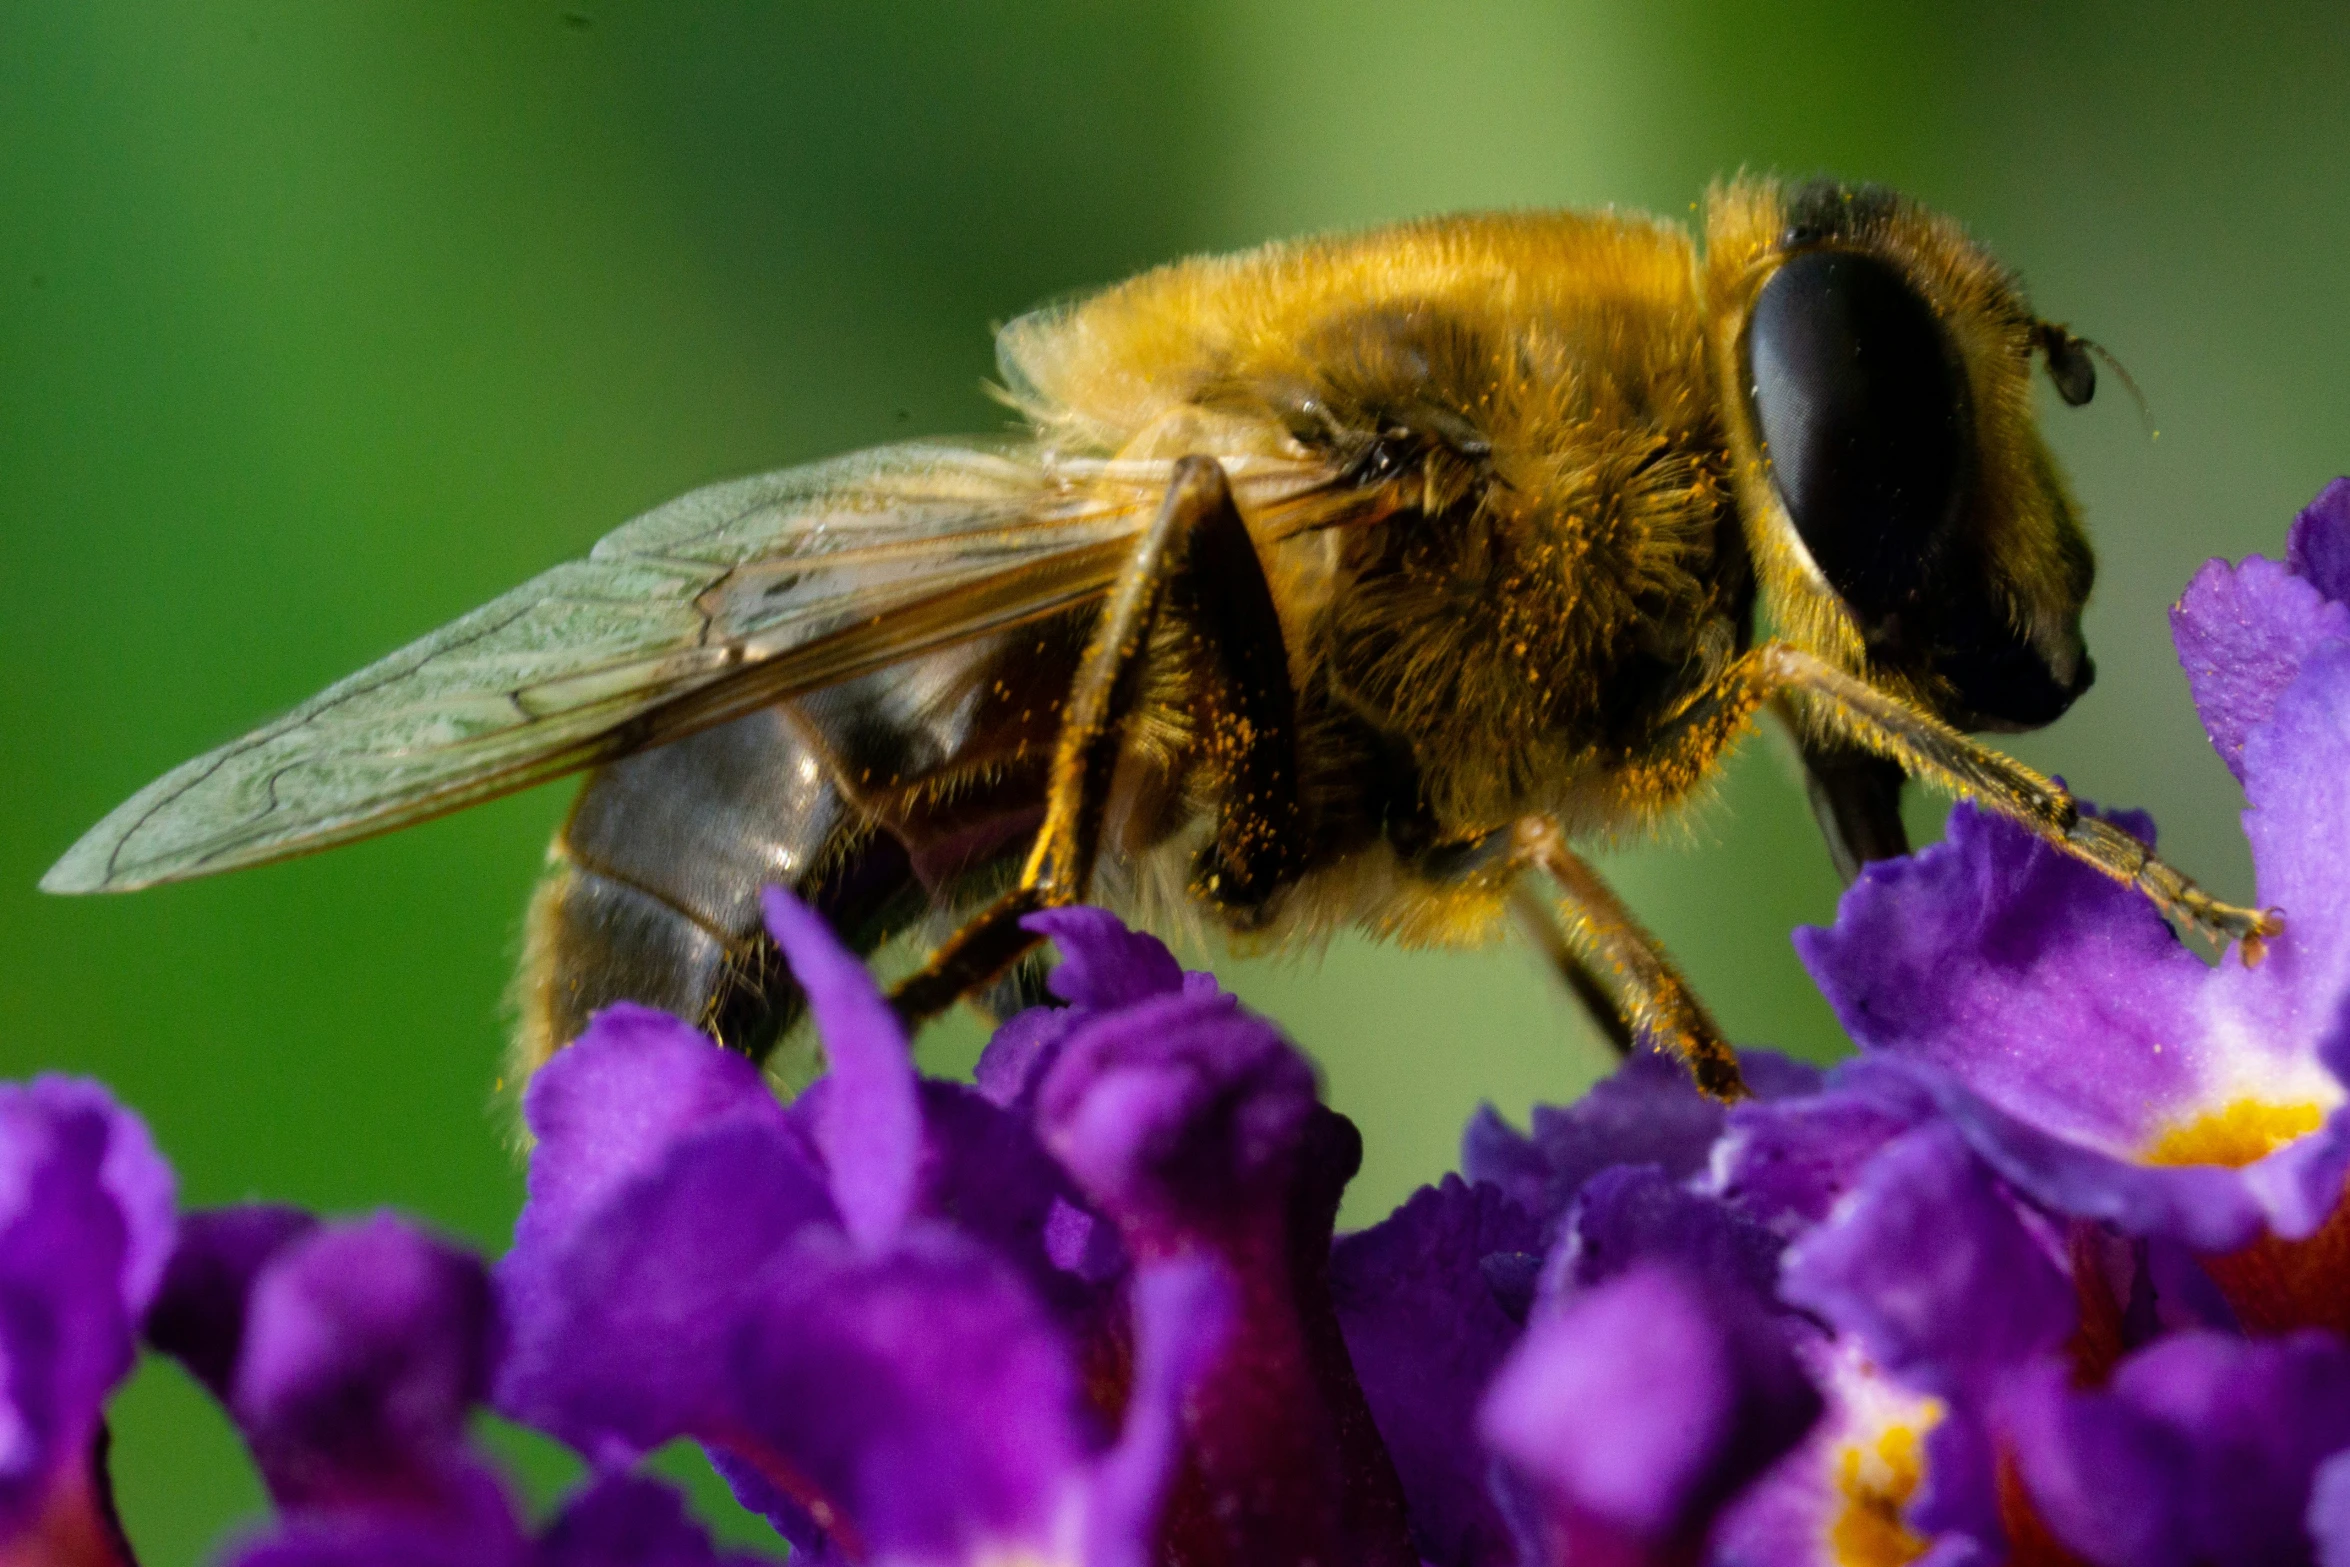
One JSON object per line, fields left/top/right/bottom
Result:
{"left": 45, "top": 440, "right": 1343, "bottom": 892}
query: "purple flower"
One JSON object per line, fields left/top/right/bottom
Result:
{"left": 1780, "top": 1121, "right": 2075, "bottom": 1411}
{"left": 1795, "top": 483, "right": 2350, "bottom": 1324}
{"left": 1463, "top": 1048, "right": 1821, "bottom": 1236}
{"left": 0, "top": 1078, "right": 173, "bottom": 1567}
{"left": 494, "top": 890, "right": 1231, "bottom": 1567}
{"left": 1330, "top": 1176, "right": 1540, "bottom": 1567}
{"left": 166, "top": 1213, "right": 501, "bottom": 1522}
{"left": 2173, "top": 477, "right": 2350, "bottom": 781}
{"left": 1026, "top": 933, "right": 1421, "bottom": 1567}
{"left": 1480, "top": 1262, "right": 1819, "bottom": 1567}
{"left": 1711, "top": 1334, "right": 1986, "bottom": 1567}
{"left": 147, "top": 1204, "right": 772, "bottom": 1567}
{"left": 2006, "top": 1331, "right": 2350, "bottom": 1567}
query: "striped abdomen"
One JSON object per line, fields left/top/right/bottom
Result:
{"left": 515, "top": 621, "right": 1089, "bottom": 1071}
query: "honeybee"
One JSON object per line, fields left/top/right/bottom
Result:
{"left": 44, "top": 177, "right": 2277, "bottom": 1102}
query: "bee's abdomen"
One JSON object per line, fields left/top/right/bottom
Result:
{"left": 516, "top": 704, "right": 923, "bottom": 1073}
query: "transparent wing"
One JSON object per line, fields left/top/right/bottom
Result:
{"left": 46, "top": 440, "right": 1346, "bottom": 892}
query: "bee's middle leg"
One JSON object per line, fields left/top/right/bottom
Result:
{"left": 1511, "top": 819, "right": 1747, "bottom": 1102}
{"left": 889, "top": 455, "right": 1304, "bottom": 1024}
{"left": 1507, "top": 882, "right": 1636, "bottom": 1059}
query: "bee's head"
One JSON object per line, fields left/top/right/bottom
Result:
{"left": 1705, "top": 177, "right": 2098, "bottom": 732}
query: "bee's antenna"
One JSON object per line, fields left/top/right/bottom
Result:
{"left": 2085, "top": 338, "right": 2158, "bottom": 441}
{"left": 2035, "top": 320, "right": 2158, "bottom": 439}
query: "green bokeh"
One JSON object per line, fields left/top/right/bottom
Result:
{"left": 4, "top": 3, "right": 2346, "bottom": 1561}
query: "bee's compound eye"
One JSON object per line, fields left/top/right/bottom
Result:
{"left": 1746, "top": 249, "right": 1972, "bottom": 619}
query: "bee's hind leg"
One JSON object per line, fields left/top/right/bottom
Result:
{"left": 1511, "top": 819, "right": 1748, "bottom": 1102}
{"left": 890, "top": 455, "right": 1305, "bottom": 1025}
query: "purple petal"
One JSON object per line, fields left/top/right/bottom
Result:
{"left": 1036, "top": 989, "right": 1314, "bottom": 1249}
{"left": 497, "top": 1116, "right": 835, "bottom": 1465}
{"left": 2287, "top": 477, "right": 2350, "bottom": 602}
{"left": 509, "top": 1003, "right": 793, "bottom": 1285}
{"left": 1881, "top": 1055, "right": 2269, "bottom": 1252}
{"left": 498, "top": 1004, "right": 836, "bottom": 1464}
{"left": 1796, "top": 797, "right": 2350, "bottom": 1250}
{"left": 1082, "top": 1259, "right": 1234, "bottom": 1567}
{"left": 1545, "top": 1165, "right": 1784, "bottom": 1313}
{"left": 1021, "top": 907, "right": 1187, "bottom": 1008}
{"left": 0, "top": 1079, "right": 175, "bottom": 1542}
{"left": 761, "top": 887, "right": 918, "bottom": 1251}
{"left": 144, "top": 1205, "right": 319, "bottom": 1404}
{"left": 1479, "top": 1262, "right": 1820, "bottom": 1560}
{"left": 220, "top": 1467, "right": 526, "bottom": 1567}
{"left": 232, "top": 1215, "right": 499, "bottom": 1516}
{"left": 1458, "top": 1107, "right": 1551, "bottom": 1223}
{"left": 1037, "top": 993, "right": 1417, "bottom": 1565}
{"left": 535, "top": 1473, "right": 779, "bottom": 1567}
{"left": 2309, "top": 1448, "right": 2350, "bottom": 1567}
{"left": 973, "top": 1004, "right": 1079, "bottom": 1112}
{"left": 2009, "top": 1330, "right": 2350, "bottom": 1567}
{"left": 723, "top": 1225, "right": 1093, "bottom": 1565}
{"left": 900, "top": 1080, "right": 1124, "bottom": 1314}
{"left": 1781, "top": 1122, "right": 2072, "bottom": 1407}
{"left": 1798, "top": 802, "right": 2209, "bottom": 1154}
{"left": 2171, "top": 553, "right": 2350, "bottom": 781}
{"left": 1462, "top": 1050, "right": 1819, "bottom": 1233}
{"left": 1701, "top": 1059, "right": 1935, "bottom": 1236}
{"left": 26, "top": 1080, "right": 177, "bottom": 1316}
{"left": 976, "top": 909, "right": 1216, "bottom": 1116}
{"left": 1713, "top": 1337, "right": 1998, "bottom": 1567}
{"left": 1330, "top": 1176, "right": 1541, "bottom": 1567}
{"left": 2237, "top": 640, "right": 2350, "bottom": 1041}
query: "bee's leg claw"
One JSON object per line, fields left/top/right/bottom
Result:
{"left": 2063, "top": 811, "right": 2285, "bottom": 961}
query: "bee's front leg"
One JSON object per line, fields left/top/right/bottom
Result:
{"left": 1511, "top": 818, "right": 1749, "bottom": 1103}
{"left": 1754, "top": 644, "right": 2281, "bottom": 959}
{"left": 889, "top": 456, "right": 1304, "bottom": 1025}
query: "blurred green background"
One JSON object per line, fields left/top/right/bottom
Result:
{"left": 4, "top": 2, "right": 2346, "bottom": 1559}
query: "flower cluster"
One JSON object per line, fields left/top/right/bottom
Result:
{"left": 8, "top": 480, "right": 2350, "bottom": 1566}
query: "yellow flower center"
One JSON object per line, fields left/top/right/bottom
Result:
{"left": 1829, "top": 1414, "right": 1936, "bottom": 1567}
{"left": 2143, "top": 1097, "right": 2324, "bottom": 1168}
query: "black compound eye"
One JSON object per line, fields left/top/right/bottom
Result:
{"left": 1746, "top": 249, "right": 1972, "bottom": 621}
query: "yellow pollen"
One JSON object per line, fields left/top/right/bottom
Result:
{"left": 2144, "top": 1098, "right": 2325, "bottom": 1169}
{"left": 1829, "top": 1419, "right": 1934, "bottom": 1567}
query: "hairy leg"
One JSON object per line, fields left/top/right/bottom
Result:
{"left": 1508, "top": 882, "right": 1636, "bottom": 1059}
{"left": 1512, "top": 819, "right": 1748, "bottom": 1102}
{"left": 1754, "top": 644, "right": 2276, "bottom": 955}
{"left": 890, "top": 456, "right": 1306, "bottom": 1024}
